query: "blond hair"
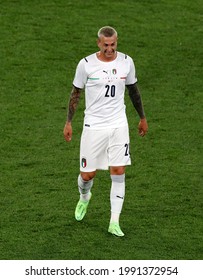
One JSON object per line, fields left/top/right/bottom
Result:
{"left": 97, "top": 26, "right": 118, "bottom": 38}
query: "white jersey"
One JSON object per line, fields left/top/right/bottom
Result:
{"left": 73, "top": 51, "right": 137, "bottom": 129}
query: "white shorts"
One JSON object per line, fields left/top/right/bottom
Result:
{"left": 80, "top": 125, "right": 131, "bottom": 172}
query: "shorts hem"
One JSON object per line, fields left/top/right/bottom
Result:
{"left": 109, "top": 162, "right": 131, "bottom": 167}
{"left": 80, "top": 162, "right": 131, "bottom": 172}
{"left": 80, "top": 167, "right": 108, "bottom": 172}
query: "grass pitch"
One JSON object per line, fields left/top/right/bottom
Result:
{"left": 0, "top": 0, "right": 202, "bottom": 260}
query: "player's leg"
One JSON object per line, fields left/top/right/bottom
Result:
{"left": 108, "top": 126, "right": 131, "bottom": 236}
{"left": 108, "top": 166, "right": 125, "bottom": 236}
{"left": 75, "top": 171, "right": 96, "bottom": 221}
{"left": 75, "top": 127, "right": 109, "bottom": 221}
{"left": 75, "top": 127, "right": 100, "bottom": 221}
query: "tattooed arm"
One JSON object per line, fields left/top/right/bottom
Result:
{"left": 126, "top": 83, "right": 148, "bottom": 136}
{"left": 126, "top": 83, "right": 145, "bottom": 118}
{"left": 63, "top": 86, "right": 82, "bottom": 142}
{"left": 67, "top": 86, "right": 81, "bottom": 122}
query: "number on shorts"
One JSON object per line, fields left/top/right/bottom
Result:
{"left": 124, "top": 143, "right": 129, "bottom": 156}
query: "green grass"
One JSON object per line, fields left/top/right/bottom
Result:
{"left": 0, "top": 0, "right": 202, "bottom": 260}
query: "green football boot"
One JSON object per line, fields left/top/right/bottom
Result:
{"left": 75, "top": 193, "right": 92, "bottom": 221}
{"left": 108, "top": 222, "right": 125, "bottom": 237}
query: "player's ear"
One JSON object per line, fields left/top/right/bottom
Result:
{"left": 97, "top": 38, "right": 101, "bottom": 47}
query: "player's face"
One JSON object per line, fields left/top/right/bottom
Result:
{"left": 97, "top": 34, "right": 117, "bottom": 61}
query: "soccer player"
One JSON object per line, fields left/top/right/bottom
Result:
{"left": 64, "top": 26, "right": 148, "bottom": 237}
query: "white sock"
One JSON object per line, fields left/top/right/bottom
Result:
{"left": 110, "top": 174, "right": 125, "bottom": 224}
{"left": 78, "top": 174, "right": 93, "bottom": 201}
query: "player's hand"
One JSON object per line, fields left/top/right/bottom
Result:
{"left": 63, "top": 122, "right": 72, "bottom": 142}
{"left": 138, "top": 118, "right": 148, "bottom": 137}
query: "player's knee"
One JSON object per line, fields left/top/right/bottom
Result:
{"left": 110, "top": 166, "right": 125, "bottom": 175}
{"left": 80, "top": 171, "right": 96, "bottom": 181}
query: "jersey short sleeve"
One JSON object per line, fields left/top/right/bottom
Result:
{"left": 125, "top": 56, "right": 137, "bottom": 85}
{"left": 73, "top": 59, "right": 87, "bottom": 89}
